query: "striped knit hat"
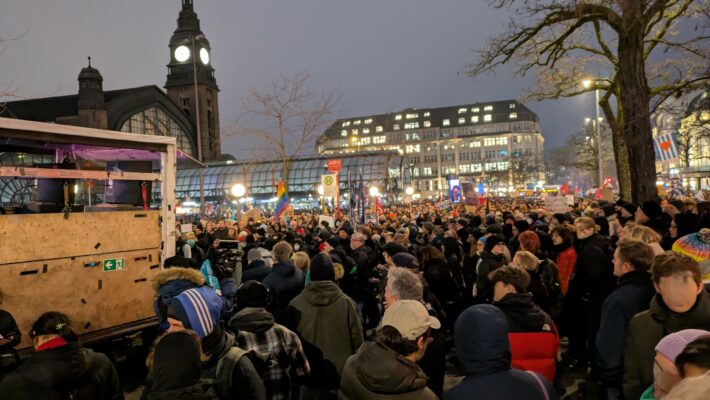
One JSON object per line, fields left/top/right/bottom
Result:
{"left": 166, "top": 286, "right": 223, "bottom": 339}
{"left": 672, "top": 228, "right": 710, "bottom": 263}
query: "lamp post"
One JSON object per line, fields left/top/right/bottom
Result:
{"left": 192, "top": 34, "right": 206, "bottom": 215}
{"left": 582, "top": 79, "right": 604, "bottom": 188}
{"left": 231, "top": 183, "right": 246, "bottom": 217}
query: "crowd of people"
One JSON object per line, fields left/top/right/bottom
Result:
{"left": 1, "top": 196, "right": 710, "bottom": 399}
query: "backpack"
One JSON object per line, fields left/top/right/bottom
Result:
{"left": 202, "top": 346, "right": 247, "bottom": 398}
{"left": 539, "top": 259, "right": 562, "bottom": 317}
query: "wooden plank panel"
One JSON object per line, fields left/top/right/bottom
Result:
{"left": 0, "top": 166, "right": 161, "bottom": 181}
{"left": 0, "top": 211, "right": 161, "bottom": 265}
{"left": 1, "top": 249, "right": 162, "bottom": 350}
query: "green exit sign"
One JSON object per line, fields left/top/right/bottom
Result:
{"left": 103, "top": 258, "right": 125, "bottom": 272}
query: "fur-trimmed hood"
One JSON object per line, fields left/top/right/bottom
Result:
{"left": 152, "top": 267, "right": 205, "bottom": 292}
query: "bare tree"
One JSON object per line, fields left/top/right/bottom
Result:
{"left": 230, "top": 71, "right": 340, "bottom": 196}
{"left": 550, "top": 122, "right": 616, "bottom": 187}
{"left": 468, "top": 0, "right": 710, "bottom": 202}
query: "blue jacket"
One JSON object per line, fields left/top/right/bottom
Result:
{"left": 263, "top": 260, "right": 305, "bottom": 321}
{"left": 595, "top": 270, "right": 655, "bottom": 386}
{"left": 443, "top": 305, "right": 557, "bottom": 400}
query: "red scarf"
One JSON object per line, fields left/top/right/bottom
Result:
{"left": 36, "top": 336, "right": 68, "bottom": 352}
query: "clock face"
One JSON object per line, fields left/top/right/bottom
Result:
{"left": 174, "top": 45, "right": 190, "bottom": 62}
{"left": 200, "top": 48, "right": 210, "bottom": 65}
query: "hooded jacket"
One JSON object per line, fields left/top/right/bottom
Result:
{"left": 338, "top": 342, "right": 437, "bottom": 400}
{"left": 263, "top": 260, "right": 305, "bottom": 321}
{"left": 442, "top": 305, "right": 556, "bottom": 400}
{"left": 0, "top": 341, "right": 122, "bottom": 400}
{"left": 288, "top": 280, "right": 363, "bottom": 389}
{"left": 595, "top": 269, "right": 655, "bottom": 387}
{"left": 494, "top": 293, "right": 558, "bottom": 382}
{"left": 624, "top": 290, "right": 710, "bottom": 400}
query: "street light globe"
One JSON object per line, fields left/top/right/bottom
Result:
{"left": 231, "top": 183, "right": 246, "bottom": 197}
{"left": 317, "top": 184, "right": 324, "bottom": 196}
{"left": 405, "top": 186, "right": 414, "bottom": 196}
{"left": 582, "top": 79, "right": 593, "bottom": 88}
{"left": 369, "top": 186, "right": 380, "bottom": 197}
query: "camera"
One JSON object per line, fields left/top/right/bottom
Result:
{"left": 210, "top": 240, "right": 244, "bottom": 280}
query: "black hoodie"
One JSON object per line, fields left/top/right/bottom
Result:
{"left": 494, "top": 292, "right": 554, "bottom": 332}
{"left": 0, "top": 341, "right": 122, "bottom": 400}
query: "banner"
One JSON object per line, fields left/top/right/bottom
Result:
{"left": 654, "top": 133, "right": 679, "bottom": 161}
{"left": 321, "top": 173, "right": 339, "bottom": 198}
{"left": 544, "top": 196, "right": 568, "bottom": 213}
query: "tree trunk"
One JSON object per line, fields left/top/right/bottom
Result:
{"left": 617, "top": 6, "right": 657, "bottom": 203}
{"left": 612, "top": 129, "right": 632, "bottom": 200}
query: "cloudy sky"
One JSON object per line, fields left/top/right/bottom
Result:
{"left": 0, "top": 0, "right": 595, "bottom": 158}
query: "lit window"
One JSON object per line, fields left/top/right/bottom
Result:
{"left": 406, "top": 132, "right": 421, "bottom": 141}
{"left": 393, "top": 124, "right": 400, "bottom": 130}
{"left": 458, "top": 108, "right": 468, "bottom": 114}
{"left": 341, "top": 130, "right": 347, "bottom": 136}
{"left": 404, "top": 122, "right": 420, "bottom": 129}
{"left": 471, "top": 116, "right": 479, "bottom": 123}
{"left": 469, "top": 141, "right": 481, "bottom": 148}
{"left": 472, "top": 107, "right": 480, "bottom": 112}
{"left": 406, "top": 113, "right": 418, "bottom": 119}
{"left": 424, "top": 112, "right": 430, "bottom": 117}
{"left": 364, "top": 118, "right": 373, "bottom": 124}
{"left": 354, "top": 120, "right": 361, "bottom": 125}
{"left": 352, "top": 129, "right": 358, "bottom": 134}
{"left": 363, "top": 128, "right": 370, "bottom": 134}
{"left": 509, "top": 103, "right": 516, "bottom": 109}
{"left": 509, "top": 112, "right": 517, "bottom": 119}
{"left": 405, "top": 144, "right": 421, "bottom": 154}
{"left": 342, "top": 121, "right": 351, "bottom": 127}
{"left": 484, "top": 114, "right": 492, "bottom": 122}
{"left": 423, "top": 167, "right": 432, "bottom": 175}
{"left": 484, "top": 105, "right": 493, "bottom": 111}
{"left": 373, "top": 136, "right": 386, "bottom": 144}
{"left": 443, "top": 119, "right": 450, "bottom": 126}
{"left": 376, "top": 126, "right": 383, "bottom": 132}
{"left": 395, "top": 114, "right": 403, "bottom": 120}
{"left": 458, "top": 118, "right": 465, "bottom": 124}
{"left": 423, "top": 121, "right": 431, "bottom": 127}
{"left": 360, "top": 137, "right": 371, "bottom": 145}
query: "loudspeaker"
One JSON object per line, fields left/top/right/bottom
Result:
{"left": 35, "top": 163, "right": 76, "bottom": 204}
{"left": 105, "top": 161, "right": 153, "bottom": 206}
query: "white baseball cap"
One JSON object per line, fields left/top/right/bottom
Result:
{"left": 381, "top": 299, "right": 441, "bottom": 340}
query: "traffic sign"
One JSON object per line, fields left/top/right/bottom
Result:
{"left": 103, "top": 258, "right": 125, "bottom": 272}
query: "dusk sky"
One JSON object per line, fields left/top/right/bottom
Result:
{"left": 1, "top": 0, "right": 596, "bottom": 158}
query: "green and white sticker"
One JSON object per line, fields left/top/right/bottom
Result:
{"left": 103, "top": 258, "right": 124, "bottom": 272}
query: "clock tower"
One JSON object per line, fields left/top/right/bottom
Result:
{"left": 165, "top": 0, "right": 221, "bottom": 160}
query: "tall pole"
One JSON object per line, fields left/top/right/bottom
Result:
{"left": 192, "top": 35, "right": 205, "bottom": 215}
{"left": 595, "top": 88, "right": 603, "bottom": 188}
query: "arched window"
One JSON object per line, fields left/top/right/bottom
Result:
{"left": 120, "top": 106, "right": 196, "bottom": 156}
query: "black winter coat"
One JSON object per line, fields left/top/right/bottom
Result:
{"left": 241, "top": 259, "right": 271, "bottom": 283}
{"left": 567, "top": 233, "right": 615, "bottom": 304}
{"left": 263, "top": 261, "right": 305, "bottom": 322}
{"left": 0, "top": 342, "right": 123, "bottom": 400}
{"left": 475, "top": 251, "right": 506, "bottom": 302}
{"left": 594, "top": 270, "right": 654, "bottom": 387}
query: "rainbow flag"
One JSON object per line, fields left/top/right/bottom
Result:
{"left": 274, "top": 179, "right": 289, "bottom": 219}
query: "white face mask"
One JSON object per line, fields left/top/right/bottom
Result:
{"left": 294, "top": 244, "right": 300, "bottom": 251}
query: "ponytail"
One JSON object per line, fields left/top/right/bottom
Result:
{"left": 30, "top": 311, "right": 79, "bottom": 342}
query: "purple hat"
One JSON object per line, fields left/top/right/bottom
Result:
{"left": 655, "top": 329, "right": 710, "bottom": 361}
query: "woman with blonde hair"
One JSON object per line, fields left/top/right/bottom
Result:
{"left": 562, "top": 216, "right": 616, "bottom": 369}
{"left": 628, "top": 225, "right": 665, "bottom": 256}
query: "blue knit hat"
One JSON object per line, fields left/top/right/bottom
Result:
{"left": 166, "top": 286, "right": 223, "bottom": 338}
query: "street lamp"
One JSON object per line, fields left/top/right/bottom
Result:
{"left": 231, "top": 183, "right": 246, "bottom": 198}
{"left": 582, "top": 78, "right": 604, "bottom": 188}
{"left": 192, "top": 34, "right": 206, "bottom": 215}
{"left": 351, "top": 136, "right": 361, "bottom": 153}
{"left": 317, "top": 184, "right": 325, "bottom": 196}
{"left": 405, "top": 186, "right": 414, "bottom": 196}
{"left": 369, "top": 186, "right": 379, "bottom": 197}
